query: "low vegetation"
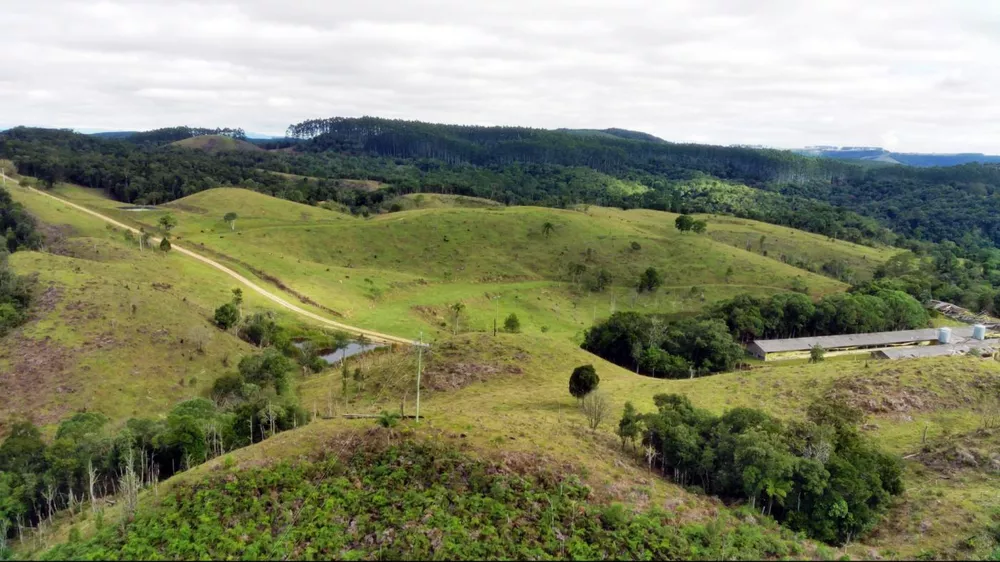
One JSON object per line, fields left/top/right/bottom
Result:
{"left": 39, "top": 439, "right": 813, "bottom": 560}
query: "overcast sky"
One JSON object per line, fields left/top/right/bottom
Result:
{"left": 3, "top": 0, "right": 1000, "bottom": 152}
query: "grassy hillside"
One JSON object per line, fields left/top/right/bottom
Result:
{"left": 391, "top": 192, "right": 504, "bottom": 210}
{"left": 171, "top": 134, "right": 261, "bottom": 153}
{"left": 5, "top": 178, "right": 1000, "bottom": 559}
{"left": 272, "top": 334, "right": 1000, "bottom": 559}
{"left": 22, "top": 329, "right": 1000, "bottom": 559}
{"left": 166, "top": 187, "right": 349, "bottom": 226}
{"left": 702, "top": 214, "right": 897, "bottom": 281}
{"left": 42, "top": 185, "right": 869, "bottom": 340}
{"left": 0, "top": 185, "right": 328, "bottom": 432}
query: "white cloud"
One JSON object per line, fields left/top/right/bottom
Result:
{"left": 2, "top": 0, "right": 1000, "bottom": 152}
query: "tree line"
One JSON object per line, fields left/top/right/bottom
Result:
{"left": 0, "top": 395, "right": 307, "bottom": 544}
{"left": 0, "top": 185, "right": 39, "bottom": 335}
{"left": 713, "top": 289, "right": 929, "bottom": 343}
{"left": 582, "top": 289, "right": 928, "bottom": 378}
{"left": 617, "top": 395, "right": 903, "bottom": 544}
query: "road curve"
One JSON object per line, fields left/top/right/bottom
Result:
{"left": 27, "top": 186, "right": 414, "bottom": 346}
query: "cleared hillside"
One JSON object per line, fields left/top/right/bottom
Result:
{"left": 166, "top": 187, "right": 349, "bottom": 227}
{"left": 45, "top": 185, "right": 866, "bottom": 339}
{"left": 171, "top": 134, "right": 261, "bottom": 153}
{"left": 0, "top": 186, "right": 270, "bottom": 430}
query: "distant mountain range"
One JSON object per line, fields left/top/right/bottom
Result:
{"left": 793, "top": 146, "right": 1000, "bottom": 167}
{"left": 22, "top": 126, "right": 1000, "bottom": 168}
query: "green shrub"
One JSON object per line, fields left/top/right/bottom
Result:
{"left": 503, "top": 313, "right": 520, "bottom": 333}
{"left": 213, "top": 302, "right": 239, "bottom": 330}
{"left": 40, "top": 442, "right": 808, "bottom": 560}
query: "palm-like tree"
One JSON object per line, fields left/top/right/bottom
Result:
{"left": 450, "top": 302, "right": 465, "bottom": 334}
{"left": 542, "top": 221, "right": 555, "bottom": 238}
{"left": 376, "top": 410, "right": 402, "bottom": 445}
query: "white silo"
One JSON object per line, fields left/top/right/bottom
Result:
{"left": 938, "top": 327, "right": 952, "bottom": 344}
{"left": 973, "top": 324, "right": 987, "bottom": 341}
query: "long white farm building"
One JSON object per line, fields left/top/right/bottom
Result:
{"left": 747, "top": 326, "right": 993, "bottom": 361}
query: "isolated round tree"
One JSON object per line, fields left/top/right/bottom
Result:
{"left": 569, "top": 364, "right": 600, "bottom": 400}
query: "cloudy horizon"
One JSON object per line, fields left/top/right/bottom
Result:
{"left": 4, "top": 0, "right": 1000, "bottom": 153}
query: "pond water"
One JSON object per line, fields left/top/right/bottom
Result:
{"left": 293, "top": 340, "right": 383, "bottom": 364}
{"left": 119, "top": 205, "right": 158, "bottom": 212}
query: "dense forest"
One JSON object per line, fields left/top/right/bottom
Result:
{"left": 621, "top": 395, "right": 902, "bottom": 544}
{"left": 8, "top": 118, "right": 1000, "bottom": 310}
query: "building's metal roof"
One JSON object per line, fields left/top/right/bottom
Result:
{"left": 749, "top": 327, "right": 975, "bottom": 354}
{"left": 878, "top": 339, "right": 1000, "bottom": 360}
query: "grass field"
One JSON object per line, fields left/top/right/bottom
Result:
{"left": 0, "top": 184, "right": 336, "bottom": 433}
{"left": 7, "top": 180, "right": 991, "bottom": 560}
{"left": 30, "top": 186, "right": 875, "bottom": 343}
{"left": 171, "top": 135, "right": 261, "bottom": 153}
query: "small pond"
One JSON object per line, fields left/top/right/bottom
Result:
{"left": 119, "top": 205, "right": 158, "bottom": 212}
{"left": 293, "top": 340, "right": 383, "bottom": 364}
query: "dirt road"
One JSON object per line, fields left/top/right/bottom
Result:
{"left": 27, "top": 186, "right": 415, "bottom": 346}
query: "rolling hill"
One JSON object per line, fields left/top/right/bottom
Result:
{"left": 171, "top": 134, "right": 261, "bottom": 153}
{"left": 39, "top": 185, "right": 867, "bottom": 341}
{"left": 1, "top": 165, "right": 998, "bottom": 559}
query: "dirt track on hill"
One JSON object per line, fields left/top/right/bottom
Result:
{"left": 26, "top": 186, "right": 414, "bottom": 346}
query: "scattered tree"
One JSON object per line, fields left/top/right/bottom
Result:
{"left": 503, "top": 313, "right": 521, "bottom": 333}
{"left": 630, "top": 241, "right": 642, "bottom": 251}
{"left": 213, "top": 302, "right": 240, "bottom": 330}
{"left": 238, "top": 348, "right": 293, "bottom": 394}
{"left": 586, "top": 268, "right": 613, "bottom": 292}
{"left": 675, "top": 214, "right": 695, "bottom": 232}
{"left": 569, "top": 364, "right": 600, "bottom": 401}
{"left": 223, "top": 212, "right": 238, "bottom": 231}
{"left": 542, "top": 221, "right": 555, "bottom": 238}
{"left": 450, "top": 302, "right": 465, "bottom": 335}
{"left": 809, "top": 344, "right": 825, "bottom": 363}
{"left": 617, "top": 402, "right": 641, "bottom": 450}
{"left": 637, "top": 267, "right": 662, "bottom": 292}
{"left": 158, "top": 214, "right": 178, "bottom": 233}
{"left": 159, "top": 237, "right": 171, "bottom": 253}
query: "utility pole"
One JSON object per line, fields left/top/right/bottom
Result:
{"left": 415, "top": 331, "right": 423, "bottom": 423}
{"left": 492, "top": 295, "right": 500, "bottom": 336}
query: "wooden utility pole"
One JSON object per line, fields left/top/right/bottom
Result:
{"left": 416, "top": 332, "right": 423, "bottom": 422}
{"left": 493, "top": 295, "right": 500, "bottom": 336}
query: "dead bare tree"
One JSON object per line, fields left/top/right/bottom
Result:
{"left": 41, "top": 483, "right": 56, "bottom": 524}
{"left": 87, "top": 459, "right": 98, "bottom": 513}
{"left": 581, "top": 392, "right": 611, "bottom": 431}
{"left": 119, "top": 449, "right": 141, "bottom": 527}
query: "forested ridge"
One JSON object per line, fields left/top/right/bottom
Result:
{"left": 9, "top": 116, "right": 1000, "bottom": 260}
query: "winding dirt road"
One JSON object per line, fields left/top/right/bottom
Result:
{"left": 27, "top": 186, "right": 414, "bottom": 346}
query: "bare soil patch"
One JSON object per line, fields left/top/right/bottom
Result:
{"left": 0, "top": 335, "right": 76, "bottom": 427}
{"left": 912, "top": 428, "right": 1000, "bottom": 475}
{"left": 422, "top": 335, "right": 528, "bottom": 391}
{"left": 826, "top": 367, "right": 1000, "bottom": 415}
